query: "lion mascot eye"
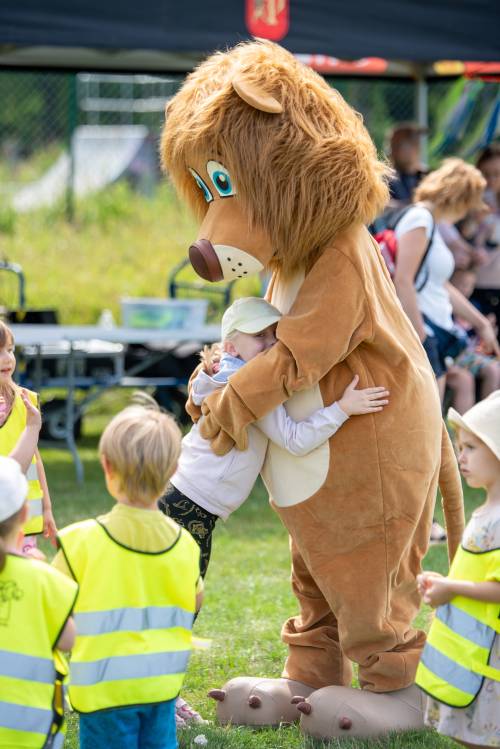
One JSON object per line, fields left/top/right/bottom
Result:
{"left": 189, "top": 168, "right": 213, "bottom": 203}
{"left": 207, "top": 161, "right": 236, "bottom": 198}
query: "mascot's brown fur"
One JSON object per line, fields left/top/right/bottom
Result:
{"left": 161, "top": 40, "right": 464, "bottom": 739}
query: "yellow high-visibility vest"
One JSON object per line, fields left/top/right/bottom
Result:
{"left": 58, "top": 518, "right": 200, "bottom": 713}
{"left": 0, "top": 553, "right": 77, "bottom": 748}
{"left": 416, "top": 544, "right": 500, "bottom": 707}
{"left": 0, "top": 389, "right": 43, "bottom": 535}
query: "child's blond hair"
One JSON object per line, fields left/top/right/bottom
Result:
{"left": 98, "top": 393, "right": 181, "bottom": 505}
{"left": 199, "top": 343, "right": 222, "bottom": 376}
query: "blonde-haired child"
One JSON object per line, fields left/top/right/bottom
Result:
{"left": 0, "top": 455, "right": 77, "bottom": 747}
{"left": 52, "top": 395, "right": 202, "bottom": 749}
{"left": 0, "top": 320, "right": 56, "bottom": 551}
{"left": 416, "top": 391, "right": 500, "bottom": 748}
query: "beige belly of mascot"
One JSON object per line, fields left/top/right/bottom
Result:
{"left": 263, "top": 272, "right": 330, "bottom": 507}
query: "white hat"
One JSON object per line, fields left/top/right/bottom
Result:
{"left": 221, "top": 297, "right": 281, "bottom": 341}
{"left": 0, "top": 457, "right": 28, "bottom": 523}
{"left": 448, "top": 390, "right": 500, "bottom": 460}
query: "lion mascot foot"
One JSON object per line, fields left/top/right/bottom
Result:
{"left": 208, "top": 677, "right": 315, "bottom": 726}
{"left": 295, "top": 684, "right": 425, "bottom": 739}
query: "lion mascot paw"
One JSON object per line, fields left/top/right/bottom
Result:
{"left": 208, "top": 677, "right": 315, "bottom": 726}
{"left": 295, "top": 684, "right": 425, "bottom": 739}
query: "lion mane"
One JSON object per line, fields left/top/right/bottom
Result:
{"left": 161, "top": 40, "right": 391, "bottom": 276}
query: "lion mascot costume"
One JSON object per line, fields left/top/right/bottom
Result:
{"left": 161, "top": 40, "right": 465, "bottom": 740}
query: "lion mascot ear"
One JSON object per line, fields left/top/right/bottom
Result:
{"left": 232, "top": 76, "right": 283, "bottom": 114}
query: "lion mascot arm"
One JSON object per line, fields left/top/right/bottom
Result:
{"left": 199, "top": 246, "right": 372, "bottom": 454}
{"left": 439, "top": 421, "right": 465, "bottom": 562}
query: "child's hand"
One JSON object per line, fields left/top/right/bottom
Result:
{"left": 477, "top": 319, "right": 500, "bottom": 358}
{"left": 24, "top": 547, "right": 47, "bottom": 562}
{"left": 20, "top": 389, "right": 42, "bottom": 430}
{"left": 338, "top": 375, "right": 389, "bottom": 416}
{"left": 416, "top": 571, "right": 443, "bottom": 597}
{"left": 417, "top": 572, "right": 453, "bottom": 608}
{"left": 43, "top": 507, "right": 58, "bottom": 547}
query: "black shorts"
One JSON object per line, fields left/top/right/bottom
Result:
{"left": 422, "top": 334, "right": 446, "bottom": 378}
{"left": 422, "top": 315, "right": 469, "bottom": 379}
{"left": 158, "top": 484, "right": 218, "bottom": 578}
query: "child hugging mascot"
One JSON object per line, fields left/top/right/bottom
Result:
{"left": 161, "top": 40, "right": 465, "bottom": 740}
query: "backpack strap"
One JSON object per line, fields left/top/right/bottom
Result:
{"left": 392, "top": 206, "right": 435, "bottom": 293}
{"left": 414, "top": 217, "right": 435, "bottom": 293}
{"left": 387, "top": 205, "right": 411, "bottom": 231}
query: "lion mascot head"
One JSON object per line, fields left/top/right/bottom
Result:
{"left": 161, "top": 40, "right": 390, "bottom": 282}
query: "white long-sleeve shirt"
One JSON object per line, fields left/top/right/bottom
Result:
{"left": 170, "top": 354, "right": 348, "bottom": 519}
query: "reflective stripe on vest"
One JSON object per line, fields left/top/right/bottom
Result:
{"left": 0, "top": 649, "right": 55, "bottom": 684}
{"left": 420, "top": 642, "right": 482, "bottom": 695}
{"left": 74, "top": 605, "right": 194, "bottom": 636}
{"left": 59, "top": 519, "right": 200, "bottom": 712}
{"left": 436, "top": 603, "right": 496, "bottom": 650}
{"left": 28, "top": 498, "right": 43, "bottom": 520}
{"left": 416, "top": 544, "right": 500, "bottom": 707}
{"left": 0, "top": 700, "right": 52, "bottom": 736}
{"left": 70, "top": 649, "right": 191, "bottom": 686}
{"left": 26, "top": 462, "right": 38, "bottom": 481}
{"left": 24, "top": 497, "right": 44, "bottom": 537}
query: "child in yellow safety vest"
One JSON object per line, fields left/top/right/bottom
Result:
{"left": 0, "top": 454, "right": 77, "bottom": 749}
{"left": 416, "top": 390, "right": 500, "bottom": 749}
{"left": 0, "top": 320, "right": 56, "bottom": 552}
{"left": 52, "top": 394, "right": 203, "bottom": 749}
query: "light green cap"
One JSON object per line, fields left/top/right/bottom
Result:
{"left": 221, "top": 297, "right": 281, "bottom": 340}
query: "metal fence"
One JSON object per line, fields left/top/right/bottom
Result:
{"left": 0, "top": 70, "right": 498, "bottom": 220}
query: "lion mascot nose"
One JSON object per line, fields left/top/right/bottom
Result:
{"left": 189, "top": 239, "right": 224, "bottom": 282}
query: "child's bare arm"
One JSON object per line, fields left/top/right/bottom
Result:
{"left": 256, "top": 375, "right": 389, "bottom": 456}
{"left": 417, "top": 572, "right": 500, "bottom": 607}
{"left": 444, "top": 579, "right": 500, "bottom": 604}
{"left": 9, "top": 390, "right": 41, "bottom": 472}
{"left": 35, "top": 449, "right": 57, "bottom": 544}
{"left": 56, "top": 616, "right": 76, "bottom": 651}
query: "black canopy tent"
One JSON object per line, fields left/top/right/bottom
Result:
{"left": 1, "top": 0, "right": 498, "bottom": 179}
{"left": 0, "top": 0, "right": 499, "bottom": 73}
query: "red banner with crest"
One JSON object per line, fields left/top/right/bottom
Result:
{"left": 245, "top": 0, "right": 289, "bottom": 41}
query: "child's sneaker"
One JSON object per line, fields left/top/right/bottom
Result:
{"left": 429, "top": 521, "right": 447, "bottom": 544}
{"left": 175, "top": 707, "right": 186, "bottom": 730}
{"left": 176, "top": 696, "right": 209, "bottom": 727}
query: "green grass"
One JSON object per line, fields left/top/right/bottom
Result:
{"left": 37, "top": 401, "right": 480, "bottom": 749}
{"left": 0, "top": 181, "right": 261, "bottom": 324}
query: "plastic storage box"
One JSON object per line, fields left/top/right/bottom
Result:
{"left": 121, "top": 297, "right": 208, "bottom": 330}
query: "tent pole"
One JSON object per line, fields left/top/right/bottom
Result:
{"left": 65, "top": 74, "right": 78, "bottom": 222}
{"left": 415, "top": 67, "right": 429, "bottom": 166}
